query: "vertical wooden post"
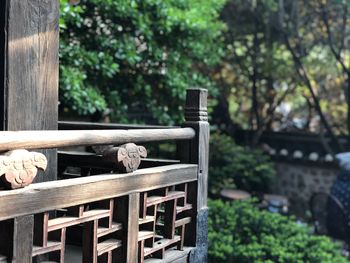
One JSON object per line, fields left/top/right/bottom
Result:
{"left": 182, "top": 88, "right": 209, "bottom": 263}
{"left": 0, "top": 0, "right": 59, "bottom": 261}
{"left": 116, "top": 193, "right": 140, "bottom": 263}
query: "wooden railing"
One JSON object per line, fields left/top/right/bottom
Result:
{"left": 0, "top": 89, "right": 209, "bottom": 263}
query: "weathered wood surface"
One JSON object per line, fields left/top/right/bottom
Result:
{"left": 144, "top": 247, "right": 193, "bottom": 263}
{"left": 0, "top": 128, "right": 195, "bottom": 152}
{"left": 2, "top": 0, "right": 59, "bottom": 182}
{"left": 179, "top": 89, "right": 210, "bottom": 262}
{"left": 126, "top": 193, "right": 140, "bottom": 263}
{"left": 102, "top": 143, "right": 147, "bottom": 173}
{"left": 58, "top": 121, "right": 178, "bottom": 130}
{"left": 0, "top": 0, "right": 59, "bottom": 261}
{"left": 0, "top": 164, "right": 197, "bottom": 221}
{"left": 0, "top": 149, "right": 47, "bottom": 189}
{"left": 58, "top": 151, "right": 180, "bottom": 171}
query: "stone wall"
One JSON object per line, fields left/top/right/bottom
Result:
{"left": 273, "top": 161, "right": 339, "bottom": 218}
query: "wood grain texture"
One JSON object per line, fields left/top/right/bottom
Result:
{"left": 83, "top": 219, "right": 98, "bottom": 263}
{"left": 58, "top": 121, "right": 178, "bottom": 130}
{"left": 102, "top": 143, "right": 147, "bottom": 173}
{"left": 184, "top": 89, "right": 209, "bottom": 210}
{"left": 0, "top": 0, "right": 59, "bottom": 260}
{"left": 12, "top": 215, "right": 34, "bottom": 263}
{"left": 127, "top": 193, "right": 140, "bottom": 263}
{"left": 4, "top": 0, "right": 59, "bottom": 183}
{"left": 58, "top": 151, "right": 180, "bottom": 172}
{"left": 0, "top": 164, "right": 197, "bottom": 221}
{"left": 5, "top": 0, "right": 59, "bottom": 132}
{"left": 144, "top": 247, "right": 193, "bottom": 263}
{"left": 181, "top": 89, "right": 209, "bottom": 260}
{"left": 0, "top": 128, "right": 195, "bottom": 152}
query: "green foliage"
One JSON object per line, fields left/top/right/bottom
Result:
{"left": 59, "top": 0, "right": 226, "bottom": 124}
{"left": 209, "top": 133, "right": 276, "bottom": 195}
{"left": 208, "top": 199, "right": 349, "bottom": 263}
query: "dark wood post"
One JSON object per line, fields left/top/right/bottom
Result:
{"left": 0, "top": 0, "right": 59, "bottom": 261}
{"left": 182, "top": 88, "right": 209, "bottom": 263}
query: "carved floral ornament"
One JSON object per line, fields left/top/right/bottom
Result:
{"left": 0, "top": 150, "right": 47, "bottom": 190}
{"left": 94, "top": 143, "right": 148, "bottom": 173}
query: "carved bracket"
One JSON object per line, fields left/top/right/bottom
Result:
{"left": 101, "top": 143, "right": 147, "bottom": 173}
{"left": 0, "top": 150, "right": 47, "bottom": 189}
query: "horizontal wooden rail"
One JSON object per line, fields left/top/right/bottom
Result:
{"left": 0, "top": 128, "right": 195, "bottom": 152}
{"left": 58, "top": 121, "right": 179, "bottom": 130}
{"left": 0, "top": 164, "right": 197, "bottom": 221}
{"left": 58, "top": 151, "right": 180, "bottom": 171}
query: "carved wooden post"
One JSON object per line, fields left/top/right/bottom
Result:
{"left": 182, "top": 88, "right": 209, "bottom": 263}
{"left": 0, "top": 0, "right": 59, "bottom": 261}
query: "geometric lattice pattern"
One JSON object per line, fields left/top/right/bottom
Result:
{"left": 32, "top": 198, "right": 123, "bottom": 263}
{"left": 30, "top": 182, "right": 193, "bottom": 263}
{"left": 139, "top": 183, "right": 192, "bottom": 262}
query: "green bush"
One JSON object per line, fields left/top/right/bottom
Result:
{"left": 208, "top": 199, "right": 349, "bottom": 263}
{"left": 59, "top": 0, "right": 226, "bottom": 124}
{"left": 209, "top": 133, "right": 276, "bottom": 195}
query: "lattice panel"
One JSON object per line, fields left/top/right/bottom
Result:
{"left": 27, "top": 183, "right": 193, "bottom": 263}
{"left": 32, "top": 198, "right": 123, "bottom": 263}
{"left": 138, "top": 183, "right": 193, "bottom": 262}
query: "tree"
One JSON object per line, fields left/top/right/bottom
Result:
{"left": 213, "top": 0, "right": 299, "bottom": 143}
{"left": 59, "top": 0, "right": 226, "bottom": 124}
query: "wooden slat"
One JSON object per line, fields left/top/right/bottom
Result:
{"left": 97, "top": 222, "right": 122, "bottom": 238}
{"left": 144, "top": 247, "right": 193, "bottom": 263}
{"left": 12, "top": 216, "right": 34, "bottom": 263}
{"left": 0, "top": 164, "right": 197, "bottom": 221}
{"left": 126, "top": 193, "right": 140, "bottom": 263}
{"left": 144, "top": 236, "right": 181, "bottom": 257}
{"left": 175, "top": 217, "right": 191, "bottom": 228}
{"left": 164, "top": 200, "right": 177, "bottom": 239}
{"left": 33, "top": 212, "right": 49, "bottom": 247}
{"left": 32, "top": 241, "right": 61, "bottom": 257}
{"left": 138, "top": 231, "right": 154, "bottom": 241}
{"left": 82, "top": 220, "right": 98, "bottom": 263}
{"left": 0, "top": 128, "right": 195, "bottom": 152}
{"left": 139, "top": 216, "right": 154, "bottom": 225}
{"left": 97, "top": 239, "right": 122, "bottom": 256}
{"left": 147, "top": 191, "right": 185, "bottom": 207}
{"left": 48, "top": 209, "right": 110, "bottom": 232}
{"left": 175, "top": 204, "right": 193, "bottom": 214}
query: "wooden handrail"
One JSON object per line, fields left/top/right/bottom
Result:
{"left": 0, "top": 128, "right": 195, "bottom": 152}
{"left": 58, "top": 121, "right": 179, "bottom": 130}
{"left": 0, "top": 164, "right": 197, "bottom": 221}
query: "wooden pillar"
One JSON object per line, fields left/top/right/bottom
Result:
{"left": 0, "top": 0, "right": 59, "bottom": 261}
{"left": 181, "top": 88, "right": 209, "bottom": 263}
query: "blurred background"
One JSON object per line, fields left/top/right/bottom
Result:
{"left": 60, "top": 1, "right": 350, "bottom": 262}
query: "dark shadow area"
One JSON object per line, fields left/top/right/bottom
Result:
{"left": 0, "top": 0, "right": 7, "bottom": 130}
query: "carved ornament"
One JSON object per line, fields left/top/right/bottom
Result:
{"left": 0, "top": 150, "right": 47, "bottom": 189}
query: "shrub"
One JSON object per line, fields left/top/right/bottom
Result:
{"left": 208, "top": 199, "right": 349, "bottom": 263}
{"left": 209, "top": 133, "right": 276, "bottom": 195}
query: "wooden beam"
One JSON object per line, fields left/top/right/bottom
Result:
{"left": 2, "top": 0, "right": 59, "bottom": 182}
{"left": 0, "top": 164, "right": 198, "bottom": 221}
{"left": 58, "top": 121, "right": 178, "bottom": 130}
{"left": 180, "top": 89, "right": 209, "bottom": 262}
{"left": 58, "top": 151, "right": 180, "bottom": 171}
{"left": 126, "top": 193, "right": 140, "bottom": 263}
{"left": 0, "top": 128, "right": 195, "bottom": 152}
{"left": 0, "top": 0, "right": 60, "bottom": 261}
